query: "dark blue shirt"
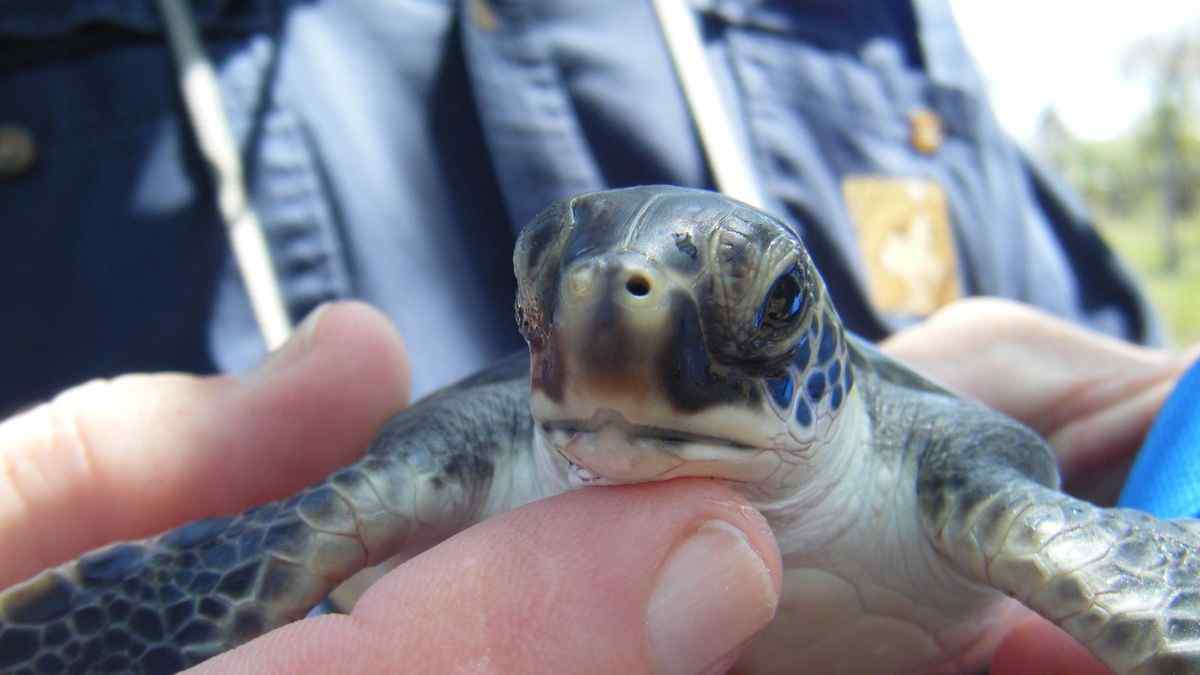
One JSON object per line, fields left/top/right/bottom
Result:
{"left": 0, "top": 0, "right": 1161, "bottom": 413}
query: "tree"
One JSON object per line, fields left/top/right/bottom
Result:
{"left": 1122, "top": 22, "right": 1200, "bottom": 273}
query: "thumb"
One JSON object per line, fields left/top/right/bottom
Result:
{"left": 991, "top": 615, "right": 1114, "bottom": 675}
{"left": 0, "top": 301, "right": 410, "bottom": 587}
{"left": 194, "top": 479, "right": 783, "bottom": 675}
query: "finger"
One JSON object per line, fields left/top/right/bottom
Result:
{"left": 882, "top": 298, "right": 1180, "bottom": 463}
{"left": 882, "top": 298, "right": 1167, "bottom": 429}
{"left": 991, "top": 615, "right": 1114, "bottom": 675}
{"left": 194, "top": 479, "right": 783, "bottom": 675}
{"left": 0, "top": 302, "right": 410, "bottom": 587}
{"left": 1053, "top": 376, "right": 1176, "bottom": 477}
{"left": 1056, "top": 345, "right": 1200, "bottom": 502}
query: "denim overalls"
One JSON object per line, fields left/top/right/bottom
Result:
{"left": 0, "top": 0, "right": 1160, "bottom": 413}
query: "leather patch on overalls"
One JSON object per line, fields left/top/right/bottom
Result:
{"left": 842, "top": 176, "right": 961, "bottom": 317}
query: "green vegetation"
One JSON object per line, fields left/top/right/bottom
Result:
{"left": 1099, "top": 212, "right": 1200, "bottom": 346}
{"left": 1038, "top": 110, "right": 1199, "bottom": 346}
{"left": 1031, "top": 22, "right": 1199, "bottom": 346}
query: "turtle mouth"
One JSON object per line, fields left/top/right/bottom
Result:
{"left": 540, "top": 420, "right": 754, "bottom": 451}
{"left": 557, "top": 449, "right": 607, "bottom": 485}
{"left": 541, "top": 420, "right": 693, "bottom": 486}
{"left": 537, "top": 414, "right": 773, "bottom": 486}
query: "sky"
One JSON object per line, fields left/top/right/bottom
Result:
{"left": 948, "top": 1, "right": 1200, "bottom": 145}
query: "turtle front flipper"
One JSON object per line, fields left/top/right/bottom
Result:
{"left": 918, "top": 413, "right": 1200, "bottom": 674}
{"left": 0, "top": 355, "right": 533, "bottom": 674}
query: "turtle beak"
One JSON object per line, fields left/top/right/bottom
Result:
{"left": 539, "top": 413, "right": 784, "bottom": 486}
{"left": 560, "top": 253, "right": 673, "bottom": 388}
{"left": 561, "top": 423, "right": 684, "bottom": 482}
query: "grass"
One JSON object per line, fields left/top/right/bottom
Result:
{"left": 1097, "top": 211, "right": 1200, "bottom": 347}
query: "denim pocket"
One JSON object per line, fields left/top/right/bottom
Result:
{"left": 720, "top": 24, "right": 1076, "bottom": 337}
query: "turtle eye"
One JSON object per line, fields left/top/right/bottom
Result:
{"left": 757, "top": 266, "right": 805, "bottom": 329}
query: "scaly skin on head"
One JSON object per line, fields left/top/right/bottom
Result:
{"left": 514, "top": 186, "right": 864, "bottom": 505}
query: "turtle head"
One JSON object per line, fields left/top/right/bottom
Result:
{"left": 514, "top": 186, "right": 855, "bottom": 491}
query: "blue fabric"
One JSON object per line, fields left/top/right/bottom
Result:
{"left": 0, "top": 0, "right": 1163, "bottom": 414}
{"left": 1119, "top": 358, "right": 1200, "bottom": 518}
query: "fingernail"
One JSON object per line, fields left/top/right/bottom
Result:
{"left": 245, "top": 304, "right": 329, "bottom": 382}
{"left": 647, "top": 520, "right": 778, "bottom": 675}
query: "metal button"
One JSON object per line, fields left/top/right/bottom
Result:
{"left": 0, "top": 124, "right": 36, "bottom": 179}
{"left": 469, "top": 0, "right": 499, "bottom": 31}
{"left": 908, "top": 109, "right": 943, "bottom": 155}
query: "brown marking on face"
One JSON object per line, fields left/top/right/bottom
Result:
{"left": 529, "top": 344, "right": 565, "bottom": 402}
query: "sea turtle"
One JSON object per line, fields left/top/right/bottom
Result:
{"left": 2, "top": 185, "right": 1199, "bottom": 674}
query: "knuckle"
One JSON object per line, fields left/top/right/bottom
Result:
{"left": 0, "top": 378, "right": 113, "bottom": 526}
{"left": 43, "top": 378, "right": 115, "bottom": 488}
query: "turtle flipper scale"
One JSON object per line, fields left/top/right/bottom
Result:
{"left": 919, "top": 417, "right": 1200, "bottom": 674}
{"left": 0, "top": 487, "right": 370, "bottom": 675}
{"left": 0, "top": 356, "right": 531, "bottom": 674}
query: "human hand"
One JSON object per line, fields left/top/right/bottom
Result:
{"left": 0, "top": 302, "right": 781, "bottom": 674}
{"left": 883, "top": 297, "right": 1198, "bottom": 675}
{"left": 883, "top": 297, "right": 1197, "bottom": 499}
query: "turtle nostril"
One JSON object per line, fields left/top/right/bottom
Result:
{"left": 625, "top": 274, "right": 652, "bottom": 297}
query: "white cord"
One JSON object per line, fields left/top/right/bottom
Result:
{"left": 651, "top": 0, "right": 767, "bottom": 209}
{"left": 157, "top": 0, "right": 293, "bottom": 350}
